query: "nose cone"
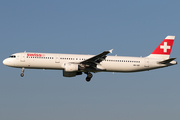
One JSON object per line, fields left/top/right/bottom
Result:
{"left": 3, "top": 58, "right": 16, "bottom": 67}
{"left": 3, "top": 59, "right": 8, "bottom": 65}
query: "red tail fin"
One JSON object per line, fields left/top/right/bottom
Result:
{"left": 148, "top": 36, "right": 175, "bottom": 59}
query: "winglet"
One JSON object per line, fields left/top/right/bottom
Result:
{"left": 109, "top": 49, "right": 113, "bottom": 53}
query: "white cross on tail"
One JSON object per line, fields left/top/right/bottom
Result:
{"left": 160, "top": 42, "right": 170, "bottom": 52}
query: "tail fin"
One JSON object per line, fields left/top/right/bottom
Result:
{"left": 147, "top": 36, "right": 175, "bottom": 59}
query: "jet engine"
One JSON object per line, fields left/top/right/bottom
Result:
{"left": 63, "top": 63, "right": 83, "bottom": 77}
{"left": 63, "top": 70, "right": 82, "bottom": 77}
{"left": 64, "top": 63, "right": 79, "bottom": 72}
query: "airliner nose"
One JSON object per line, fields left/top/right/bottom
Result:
{"left": 3, "top": 58, "right": 15, "bottom": 67}
{"left": 3, "top": 59, "right": 8, "bottom": 65}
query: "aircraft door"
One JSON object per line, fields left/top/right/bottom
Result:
{"left": 20, "top": 53, "right": 25, "bottom": 62}
{"left": 55, "top": 55, "right": 60, "bottom": 63}
{"left": 144, "top": 58, "right": 149, "bottom": 67}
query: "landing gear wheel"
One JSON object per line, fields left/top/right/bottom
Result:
{"left": 85, "top": 72, "right": 93, "bottom": 82}
{"left": 20, "top": 67, "right": 25, "bottom": 77}
{"left": 87, "top": 73, "right": 93, "bottom": 78}
{"left": 20, "top": 73, "right": 24, "bottom": 77}
{"left": 86, "top": 77, "right": 91, "bottom": 82}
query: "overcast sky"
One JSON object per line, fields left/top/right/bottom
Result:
{"left": 0, "top": 0, "right": 180, "bottom": 120}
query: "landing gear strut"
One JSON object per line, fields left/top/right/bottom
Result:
{"left": 20, "top": 67, "right": 25, "bottom": 77}
{"left": 85, "top": 72, "right": 93, "bottom": 82}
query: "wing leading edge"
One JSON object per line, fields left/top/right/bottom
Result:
{"left": 80, "top": 49, "right": 113, "bottom": 66}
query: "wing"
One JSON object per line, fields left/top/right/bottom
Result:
{"left": 80, "top": 49, "right": 113, "bottom": 66}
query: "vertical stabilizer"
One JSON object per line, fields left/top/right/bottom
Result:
{"left": 147, "top": 36, "right": 175, "bottom": 59}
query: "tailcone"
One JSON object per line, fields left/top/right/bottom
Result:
{"left": 170, "top": 60, "right": 177, "bottom": 65}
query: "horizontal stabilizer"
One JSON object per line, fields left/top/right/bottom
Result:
{"left": 158, "top": 58, "right": 176, "bottom": 64}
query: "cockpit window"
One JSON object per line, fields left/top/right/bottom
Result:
{"left": 9, "top": 55, "right": 16, "bottom": 58}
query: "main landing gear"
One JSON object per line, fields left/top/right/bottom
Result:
{"left": 20, "top": 67, "right": 25, "bottom": 77}
{"left": 85, "top": 72, "right": 93, "bottom": 82}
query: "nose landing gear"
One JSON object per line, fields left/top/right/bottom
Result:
{"left": 20, "top": 67, "right": 25, "bottom": 77}
{"left": 85, "top": 72, "right": 93, "bottom": 82}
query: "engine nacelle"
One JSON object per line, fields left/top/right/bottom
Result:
{"left": 63, "top": 70, "right": 82, "bottom": 77}
{"left": 62, "top": 63, "right": 84, "bottom": 77}
{"left": 63, "top": 71, "right": 77, "bottom": 77}
{"left": 64, "top": 63, "right": 79, "bottom": 72}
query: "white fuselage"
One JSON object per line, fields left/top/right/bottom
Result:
{"left": 2, "top": 36, "right": 177, "bottom": 81}
{"left": 3, "top": 52, "right": 175, "bottom": 73}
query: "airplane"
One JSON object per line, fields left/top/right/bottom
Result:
{"left": 3, "top": 36, "right": 177, "bottom": 82}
